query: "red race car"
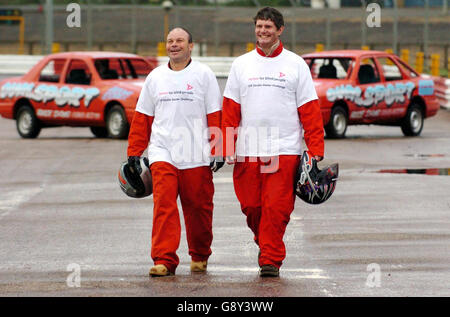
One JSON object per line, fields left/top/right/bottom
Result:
{"left": 0, "top": 52, "right": 156, "bottom": 138}
{"left": 302, "top": 50, "right": 440, "bottom": 138}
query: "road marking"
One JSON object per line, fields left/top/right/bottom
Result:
{"left": 210, "top": 265, "right": 329, "bottom": 279}
{"left": 0, "top": 187, "right": 43, "bottom": 219}
{"left": 0, "top": 158, "right": 68, "bottom": 220}
{"left": 213, "top": 177, "right": 233, "bottom": 184}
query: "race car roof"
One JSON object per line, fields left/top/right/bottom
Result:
{"left": 48, "top": 51, "right": 142, "bottom": 59}
{"left": 302, "top": 50, "right": 392, "bottom": 59}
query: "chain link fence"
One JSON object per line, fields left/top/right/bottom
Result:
{"left": 0, "top": 3, "right": 448, "bottom": 71}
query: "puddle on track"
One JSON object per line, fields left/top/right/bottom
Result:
{"left": 404, "top": 154, "right": 446, "bottom": 158}
{"left": 377, "top": 168, "right": 450, "bottom": 175}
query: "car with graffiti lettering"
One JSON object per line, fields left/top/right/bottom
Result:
{"left": 302, "top": 50, "right": 439, "bottom": 138}
{"left": 0, "top": 52, "right": 156, "bottom": 139}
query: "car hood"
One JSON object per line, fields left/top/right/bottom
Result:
{"left": 0, "top": 76, "right": 23, "bottom": 85}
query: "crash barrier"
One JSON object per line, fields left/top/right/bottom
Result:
{"left": 1, "top": 54, "right": 449, "bottom": 109}
{"left": 0, "top": 54, "right": 43, "bottom": 75}
{"left": 0, "top": 54, "right": 235, "bottom": 78}
{"left": 434, "top": 76, "right": 450, "bottom": 110}
{"left": 155, "top": 56, "right": 235, "bottom": 78}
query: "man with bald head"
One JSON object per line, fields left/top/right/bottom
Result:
{"left": 127, "top": 27, "right": 223, "bottom": 277}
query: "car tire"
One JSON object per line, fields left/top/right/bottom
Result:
{"left": 401, "top": 103, "right": 424, "bottom": 137}
{"left": 90, "top": 126, "right": 108, "bottom": 138}
{"left": 106, "top": 105, "right": 129, "bottom": 139}
{"left": 325, "top": 106, "right": 348, "bottom": 139}
{"left": 16, "top": 105, "right": 41, "bottom": 139}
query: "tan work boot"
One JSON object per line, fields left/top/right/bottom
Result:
{"left": 190, "top": 260, "right": 207, "bottom": 273}
{"left": 149, "top": 264, "right": 173, "bottom": 277}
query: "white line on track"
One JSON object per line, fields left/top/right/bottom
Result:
{"left": 210, "top": 265, "right": 329, "bottom": 279}
{"left": 0, "top": 187, "right": 43, "bottom": 219}
{"left": 213, "top": 177, "right": 233, "bottom": 184}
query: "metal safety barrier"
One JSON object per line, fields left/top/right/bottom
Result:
{"left": 434, "top": 76, "right": 450, "bottom": 110}
{"left": 0, "top": 54, "right": 43, "bottom": 75}
{"left": 0, "top": 54, "right": 234, "bottom": 78}
{"left": 156, "top": 56, "right": 235, "bottom": 78}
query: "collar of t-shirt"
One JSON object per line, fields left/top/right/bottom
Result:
{"left": 168, "top": 58, "right": 192, "bottom": 70}
{"left": 255, "top": 41, "right": 283, "bottom": 58}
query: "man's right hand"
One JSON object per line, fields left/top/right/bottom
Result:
{"left": 127, "top": 156, "right": 141, "bottom": 174}
{"left": 225, "top": 156, "right": 236, "bottom": 165}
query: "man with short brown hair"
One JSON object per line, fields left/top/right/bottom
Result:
{"left": 222, "top": 7, "right": 324, "bottom": 277}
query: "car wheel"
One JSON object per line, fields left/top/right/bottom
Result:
{"left": 325, "top": 106, "right": 348, "bottom": 139}
{"left": 90, "top": 126, "right": 108, "bottom": 138}
{"left": 401, "top": 103, "right": 424, "bottom": 137}
{"left": 16, "top": 105, "right": 41, "bottom": 138}
{"left": 106, "top": 105, "right": 129, "bottom": 139}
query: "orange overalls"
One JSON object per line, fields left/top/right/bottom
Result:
{"left": 221, "top": 43, "right": 324, "bottom": 268}
{"left": 128, "top": 110, "right": 221, "bottom": 274}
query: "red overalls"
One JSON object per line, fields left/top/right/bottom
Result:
{"left": 221, "top": 42, "right": 324, "bottom": 268}
{"left": 128, "top": 110, "right": 221, "bottom": 274}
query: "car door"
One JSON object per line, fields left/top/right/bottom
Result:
{"left": 33, "top": 58, "right": 68, "bottom": 123}
{"left": 353, "top": 57, "right": 384, "bottom": 123}
{"left": 63, "top": 58, "right": 101, "bottom": 124}
{"left": 375, "top": 56, "right": 415, "bottom": 120}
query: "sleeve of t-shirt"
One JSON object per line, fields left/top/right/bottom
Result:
{"left": 135, "top": 73, "right": 155, "bottom": 116}
{"left": 296, "top": 58, "right": 318, "bottom": 108}
{"left": 204, "top": 67, "right": 222, "bottom": 114}
{"left": 223, "top": 61, "right": 241, "bottom": 104}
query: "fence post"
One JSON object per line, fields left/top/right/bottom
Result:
{"left": 448, "top": 57, "right": 450, "bottom": 78}
{"left": 44, "top": 0, "right": 54, "bottom": 55}
{"left": 393, "top": 0, "right": 399, "bottom": 55}
{"left": 87, "top": 0, "right": 93, "bottom": 50}
{"left": 385, "top": 48, "right": 394, "bottom": 65}
{"left": 131, "top": 0, "right": 137, "bottom": 54}
{"left": 157, "top": 42, "right": 165, "bottom": 56}
{"left": 401, "top": 49, "right": 409, "bottom": 64}
{"left": 52, "top": 42, "right": 60, "bottom": 53}
{"left": 415, "top": 52, "right": 424, "bottom": 74}
{"left": 430, "top": 54, "right": 440, "bottom": 76}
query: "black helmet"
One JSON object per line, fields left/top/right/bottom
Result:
{"left": 118, "top": 157, "right": 153, "bottom": 198}
{"left": 296, "top": 151, "right": 339, "bottom": 205}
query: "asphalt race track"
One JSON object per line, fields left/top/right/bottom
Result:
{"left": 0, "top": 77, "right": 449, "bottom": 297}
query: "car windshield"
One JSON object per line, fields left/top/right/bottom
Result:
{"left": 94, "top": 58, "right": 152, "bottom": 80}
{"left": 305, "top": 57, "right": 354, "bottom": 80}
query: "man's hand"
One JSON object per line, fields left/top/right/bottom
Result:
{"left": 314, "top": 155, "right": 323, "bottom": 162}
{"left": 306, "top": 151, "right": 323, "bottom": 162}
{"left": 225, "top": 156, "right": 236, "bottom": 165}
{"left": 210, "top": 157, "right": 225, "bottom": 172}
{"left": 128, "top": 156, "right": 141, "bottom": 174}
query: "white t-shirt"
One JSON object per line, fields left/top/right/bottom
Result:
{"left": 136, "top": 60, "right": 221, "bottom": 169}
{"left": 223, "top": 48, "right": 318, "bottom": 156}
